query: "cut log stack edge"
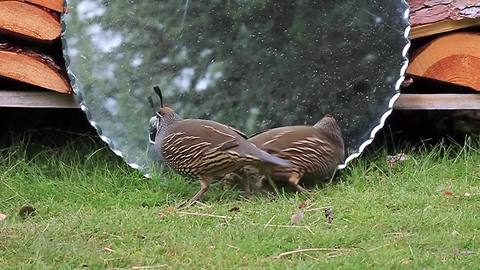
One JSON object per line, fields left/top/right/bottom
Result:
{"left": 0, "top": 0, "right": 479, "bottom": 110}
{"left": 408, "top": 0, "right": 480, "bottom": 91}
{"left": 0, "top": 0, "right": 69, "bottom": 95}
{"left": 399, "top": 0, "right": 480, "bottom": 110}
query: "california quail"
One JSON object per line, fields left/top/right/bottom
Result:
{"left": 243, "top": 115, "right": 345, "bottom": 193}
{"left": 151, "top": 87, "right": 290, "bottom": 205}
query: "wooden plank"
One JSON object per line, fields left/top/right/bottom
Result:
{"left": 0, "top": 90, "right": 79, "bottom": 108}
{"left": 1, "top": 91, "right": 478, "bottom": 111}
{"left": 410, "top": 18, "right": 480, "bottom": 39}
{"left": 394, "top": 94, "right": 480, "bottom": 110}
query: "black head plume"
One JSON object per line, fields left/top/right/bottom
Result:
{"left": 153, "top": 86, "right": 163, "bottom": 108}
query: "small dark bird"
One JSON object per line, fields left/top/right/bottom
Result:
{"left": 151, "top": 86, "right": 290, "bottom": 205}
{"left": 244, "top": 115, "right": 345, "bottom": 193}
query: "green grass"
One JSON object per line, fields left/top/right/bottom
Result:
{"left": 1, "top": 138, "right": 479, "bottom": 269}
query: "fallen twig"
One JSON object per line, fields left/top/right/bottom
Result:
{"left": 275, "top": 247, "right": 353, "bottom": 259}
{"left": 193, "top": 201, "right": 212, "bottom": 208}
{"left": 131, "top": 265, "right": 169, "bottom": 269}
{"left": 226, "top": 244, "right": 240, "bottom": 250}
{"left": 264, "top": 215, "right": 276, "bottom": 228}
{"left": 305, "top": 202, "right": 317, "bottom": 209}
{"left": 103, "top": 247, "right": 115, "bottom": 253}
{"left": 176, "top": 211, "right": 233, "bottom": 219}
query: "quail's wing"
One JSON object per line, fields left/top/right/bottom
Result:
{"left": 249, "top": 126, "right": 315, "bottom": 151}
{"left": 221, "top": 124, "right": 248, "bottom": 139}
{"left": 169, "top": 119, "right": 244, "bottom": 152}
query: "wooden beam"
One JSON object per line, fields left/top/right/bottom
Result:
{"left": 1, "top": 91, "right": 478, "bottom": 111}
{"left": 410, "top": 18, "right": 480, "bottom": 39}
{"left": 394, "top": 94, "right": 480, "bottom": 110}
{"left": 0, "top": 90, "right": 79, "bottom": 108}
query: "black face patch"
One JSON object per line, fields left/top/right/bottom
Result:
{"left": 148, "top": 116, "right": 157, "bottom": 144}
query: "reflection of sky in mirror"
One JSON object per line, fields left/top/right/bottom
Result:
{"left": 63, "top": 0, "right": 409, "bottom": 174}
{"left": 77, "top": 0, "right": 105, "bottom": 19}
{"left": 86, "top": 25, "right": 123, "bottom": 53}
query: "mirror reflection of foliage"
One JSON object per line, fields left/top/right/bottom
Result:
{"left": 64, "top": 0, "right": 407, "bottom": 170}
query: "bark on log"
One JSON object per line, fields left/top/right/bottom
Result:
{"left": 24, "top": 0, "right": 64, "bottom": 13}
{"left": 0, "top": 43, "right": 71, "bottom": 93}
{"left": 0, "top": 1, "right": 61, "bottom": 41}
{"left": 409, "top": 0, "right": 480, "bottom": 39}
{"left": 407, "top": 32, "right": 480, "bottom": 91}
{"left": 409, "top": 0, "right": 480, "bottom": 26}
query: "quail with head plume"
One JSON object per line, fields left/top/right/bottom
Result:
{"left": 242, "top": 114, "right": 345, "bottom": 193}
{"left": 150, "top": 86, "right": 290, "bottom": 205}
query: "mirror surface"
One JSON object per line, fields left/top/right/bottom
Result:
{"left": 62, "top": 0, "right": 409, "bottom": 174}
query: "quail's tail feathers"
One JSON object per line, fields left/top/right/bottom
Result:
{"left": 256, "top": 149, "right": 290, "bottom": 167}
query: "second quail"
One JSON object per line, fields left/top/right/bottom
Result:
{"left": 244, "top": 115, "right": 345, "bottom": 193}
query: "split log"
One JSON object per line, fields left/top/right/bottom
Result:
{"left": 407, "top": 32, "right": 480, "bottom": 91}
{"left": 0, "top": 43, "right": 71, "bottom": 93}
{"left": 25, "top": 0, "right": 64, "bottom": 13}
{"left": 0, "top": 1, "right": 61, "bottom": 41}
{"left": 409, "top": 0, "right": 480, "bottom": 39}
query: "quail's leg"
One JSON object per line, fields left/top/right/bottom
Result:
{"left": 288, "top": 172, "right": 311, "bottom": 194}
{"left": 327, "top": 168, "right": 338, "bottom": 184}
{"left": 242, "top": 174, "right": 253, "bottom": 198}
{"left": 242, "top": 168, "right": 260, "bottom": 198}
{"left": 233, "top": 171, "right": 251, "bottom": 197}
{"left": 186, "top": 177, "right": 210, "bottom": 207}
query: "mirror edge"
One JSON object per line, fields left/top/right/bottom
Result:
{"left": 60, "top": 0, "right": 411, "bottom": 176}
{"left": 338, "top": 0, "right": 411, "bottom": 170}
{"left": 60, "top": 0, "right": 148, "bottom": 176}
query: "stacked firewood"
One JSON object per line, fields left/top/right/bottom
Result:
{"left": 400, "top": 0, "right": 480, "bottom": 133}
{"left": 0, "top": 0, "right": 70, "bottom": 94}
{"left": 407, "top": 0, "right": 480, "bottom": 92}
{"left": 0, "top": 0, "right": 478, "bottom": 111}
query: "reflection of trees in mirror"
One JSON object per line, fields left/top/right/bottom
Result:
{"left": 63, "top": 0, "right": 408, "bottom": 172}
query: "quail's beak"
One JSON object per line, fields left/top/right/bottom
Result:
{"left": 148, "top": 116, "right": 157, "bottom": 144}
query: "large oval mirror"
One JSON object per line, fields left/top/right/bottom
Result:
{"left": 62, "top": 0, "right": 410, "bottom": 175}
